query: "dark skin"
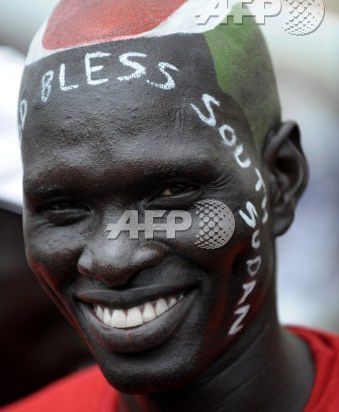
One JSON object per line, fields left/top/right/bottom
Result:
{"left": 21, "top": 36, "right": 312, "bottom": 411}
{"left": 119, "top": 123, "right": 313, "bottom": 412}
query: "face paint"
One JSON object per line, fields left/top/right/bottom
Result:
{"left": 23, "top": 0, "right": 280, "bottom": 150}
{"left": 20, "top": 0, "right": 278, "bottom": 394}
{"left": 26, "top": 0, "right": 229, "bottom": 65}
{"left": 189, "top": 90, "right": 269, "bottom": 335}
{"left": 203, "top": 5, "right": 281, "bottom": 149}
{"left": 37, "top": 52, "right": 180, "bottom": 104}
{"left": 42, "top": 0, "right": 187, "bottom": 50}
{"left": 18, "top": 99, "right": 27, "bottom": 139}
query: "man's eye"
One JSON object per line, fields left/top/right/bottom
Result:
{"left": 159, "top": 184, "right": 195, "bottom": 197}
{"left": 43, "top": 200, "right": 87, "bottom": 211}
{"left": 38, "top": 200, "right": 90, "bottom": 225}
{"left": 45, "top": 201, "right": 77, "bottom": 211}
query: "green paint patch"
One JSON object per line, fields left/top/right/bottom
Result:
{"left": 203, "top": 4, "right": 281, "bottom": 149}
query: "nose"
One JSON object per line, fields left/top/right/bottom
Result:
{"left": 77, "top": 234, "right": 167, "bottom": 287}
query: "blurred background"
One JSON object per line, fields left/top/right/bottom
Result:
{"left": 0, "top": 0, "right": 338, "bottom": 407}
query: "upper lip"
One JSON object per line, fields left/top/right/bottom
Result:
{"left": 75, "top": 282, "right": 198, "bottom": 310}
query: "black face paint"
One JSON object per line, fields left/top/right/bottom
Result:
{"left": 20, "top": 32, "right": 275, "bottom": 394}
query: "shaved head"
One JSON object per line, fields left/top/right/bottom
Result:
{"left": 19, "top": 0, "right": 280, "bottom": 150}
{"left": 204, "top": 9, "right": 281, "bottom": 148}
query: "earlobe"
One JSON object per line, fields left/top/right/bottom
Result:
{"left": 263, "top": 121, "right": 309, "bottom": 237}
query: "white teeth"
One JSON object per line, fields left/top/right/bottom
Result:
{"left": 111, "top": 309, "right": 127, "bottom": 328}
{"left": 126, "top": 307, "right": 144, "bottom": 328}
{"left": 155, "top": 298, "right": 168, "bottom": 317}
{"left": 168, "top": 296, "right": 177, "bottom": 308}
{"left": 143, "top": 302, "right": 156, "bottom": 323}
{"left": 93, "top": 292, "right": 185, "bottom": 329}
{"left": 103, "top": 308, "right": 111, "bottom": 326}
{"left": 96, "top": 305, "right": 104, "bottom": 321}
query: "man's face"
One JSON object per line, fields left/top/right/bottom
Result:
{"left": 21, "top": 35, "right": 273, "bottom": 393}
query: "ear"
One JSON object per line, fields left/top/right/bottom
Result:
{"left": 262, "top": 121, "right": 309, "bottom": 237}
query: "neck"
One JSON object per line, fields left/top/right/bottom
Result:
{"left": 119, "top": 296, "right": 314, "bottom": 412}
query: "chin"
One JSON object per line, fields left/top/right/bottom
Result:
{"left": 83, "top": 324, "right": 207, "bottom": 395}
{"left": 98, "top": 354, "right": 201, "bottom": 395}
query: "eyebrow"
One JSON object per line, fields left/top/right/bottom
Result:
{"left": 24, "top": 153, "right": 226, "bottom": 200}
{"left": 23, "top": 183, "right": 78, "bottom": 200}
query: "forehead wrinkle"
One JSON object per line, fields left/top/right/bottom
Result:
{"left": 24, "top": 95, "right": 210, "bottom": 158}
{"left": 29, "top": 97, "right": 186, "bottom": 145}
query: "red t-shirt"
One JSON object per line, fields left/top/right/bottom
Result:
{"left": 3, "top": 327, "right": 339, "bottom": 412}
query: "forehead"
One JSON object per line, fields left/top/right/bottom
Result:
{"left": 20, "top": 35, "right": 254, "bottom": 186}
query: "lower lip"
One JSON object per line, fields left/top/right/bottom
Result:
{"left": 79, "top": 290, "right": 197, "bottom": 354}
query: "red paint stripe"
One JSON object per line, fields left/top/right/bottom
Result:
{"left": 43, "top": 0, "right": 187, "bottom": 50}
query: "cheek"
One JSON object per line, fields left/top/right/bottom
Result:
{"left": 141, "top": 201, "right": 241, "bottom": 281}
{"left": 157, "top": 208, "right": 251, "bottom": 340}
{"left": 162, "top": 183, "right": 270, "bottom": 340}
{"left": 24, "top": 217, "right": 84, "bottom": 289}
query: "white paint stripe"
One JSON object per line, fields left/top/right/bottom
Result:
{"left": 26, "top": 0, "right": 234, "bottom": 66}
{"left": 144, "top": 0, "right": 231, "bottom": 38}
{"left": 26, "top": 20, "right": 49, "bottom": 66}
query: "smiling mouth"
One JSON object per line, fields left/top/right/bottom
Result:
{"left": 76, "top": 285, "right": 197, "bottom": 353}
{"left": 93, "top": 292, "right": 185, "bottom": 329}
